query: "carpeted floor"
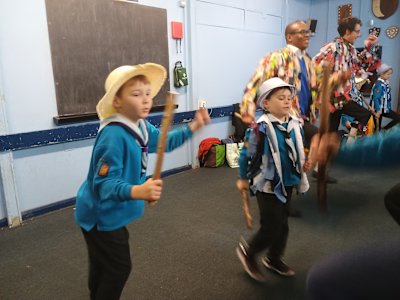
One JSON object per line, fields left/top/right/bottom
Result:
{"left": 0, "top": 165, "right": 399, "bottom": 300}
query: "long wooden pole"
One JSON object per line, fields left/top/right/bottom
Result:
{"left": 317, "top": 66, "right": 330, "bottom": 211}
{"left": 151, "top": 91, "right": 177, "bottom": 205}
{"left": 317, "top": 68, "right": 350, "bottom": 211}
{"left": 241, "top": 190, "right": 253, "bottom": 230}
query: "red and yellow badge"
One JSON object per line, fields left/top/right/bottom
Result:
{"left": 98, "top": 163, "right": 110, "bottom": 177}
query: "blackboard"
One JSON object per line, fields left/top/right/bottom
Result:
{"left": 45, "top": 0, "right": 169, "bottom": 118}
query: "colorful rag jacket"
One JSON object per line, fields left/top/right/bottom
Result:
{"left": 242, "top": 47, "right": 318, "bottom": 122}
{"left": 313, "top": 37, "right": 381, "bottom": 112}
{"left": 371, "top": 78, "right": 392, "bottom": 113}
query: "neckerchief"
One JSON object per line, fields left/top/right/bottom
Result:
{"left": 99, "top": 114, "right": 149, "bottom": 176}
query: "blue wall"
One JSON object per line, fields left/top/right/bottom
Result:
{"left": 309, "top": 0, "right": 400, "bottom": 107}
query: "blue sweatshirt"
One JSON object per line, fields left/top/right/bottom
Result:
{"left": 75, "top": 119, "right": 192, "bottom": 231}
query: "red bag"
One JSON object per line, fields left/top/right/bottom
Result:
{"left": 198, "top": 137, "right": 222, "bottom": 165}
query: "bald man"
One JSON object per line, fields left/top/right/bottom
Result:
{"left": 243, "top": 20, "right": 318, "bottom": 148}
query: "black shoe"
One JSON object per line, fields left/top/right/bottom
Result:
{"left": 262, "top": 257, "right": 295, "bottom": 277}
{"left": 236, "top": 239, "right": 265, "bottom": 282}
{"left": 288, "top": 208, "right": 302, "bottom": 218}
{"left": 312, "top": 170, "right": 338, "bottom": 184}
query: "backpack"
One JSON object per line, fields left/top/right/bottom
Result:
{"left": 231, "top": 103, "right": 249, "bottom": 142}
{"left": 246, "top": 126, "right": 265, "bottom": 186}
{"left": 198, "top": 137, "right": 225, "bottom": 167}
{"left": 173, "top": 61, "right": 189, "bottom": 87}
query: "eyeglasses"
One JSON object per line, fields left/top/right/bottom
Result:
{"left": 289, "top": 29, "right": 311, "bottom": 35}
{"left": 353, "top": 29, "right": 361, "bottom": 34}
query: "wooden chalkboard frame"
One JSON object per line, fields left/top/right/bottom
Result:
{"left": 45, "top": 0, "right": 169, "bottom": 122}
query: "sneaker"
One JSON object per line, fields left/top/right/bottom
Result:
{"left": 236, "top": 240, "right": 265, "bottom": 282}
{"left": 262, "top": 257, "right": 295, "bottom": 277}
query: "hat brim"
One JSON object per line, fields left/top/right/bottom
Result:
{"left": 96, "top": 63, "right": 167, "bottom": 120}
{"left": 355, "top": 78, "right": 367, "bottom": 84}
{"left": 257, "top": 83, "right": 296, "bottom": 108}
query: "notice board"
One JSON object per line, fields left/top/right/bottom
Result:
{"left": 45, "top": 0, "right": 169, "bottom": 118}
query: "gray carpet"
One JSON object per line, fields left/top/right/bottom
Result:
{"left": 0, "top": 165, "right": 399, "bottom": 300}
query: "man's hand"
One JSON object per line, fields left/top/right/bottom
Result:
{"left": 364, "top": 34, "right": 378, "bottom": 47}
{"left": 307, "top": 133, "right": 341, "bottom": 168}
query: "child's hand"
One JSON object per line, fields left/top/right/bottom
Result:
{"left": 303, "top": 160, "right": 312, "bottom": 172}
{"left": 189, "top": 108, "right": 211, "bottom": 132}
{"left": 236, "top": 179, "right": 249, "bottom": 193}
{"left": 131, "top": 178, "right": 163, "bottom": 202}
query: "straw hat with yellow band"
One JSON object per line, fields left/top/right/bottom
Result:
{"left": 96, "top": 63, "right": 167, "bottom": 120}
{"left": 354, "top": 76, "right": 368, "bottom": 85}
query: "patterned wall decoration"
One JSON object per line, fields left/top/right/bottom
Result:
{"left": 338, "top": 4, "right": 352, "bottom": 24}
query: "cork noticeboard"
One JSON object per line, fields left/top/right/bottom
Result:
{"left": 45, "top": 0, "right": 169, "bottom": 118}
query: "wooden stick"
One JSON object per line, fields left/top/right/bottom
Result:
{"left": 150, "top": 91, "right": 177, "bottom": 205}
{"left": 317, "top": 68, "right": 350, "bottom": 211}
{"left": 241, "top": 190, "right": 253, "bottom": 230}
{"left": 317, "top": 66, "right": 331, "bottom": 212}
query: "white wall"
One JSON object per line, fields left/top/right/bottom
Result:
{"left": 0, "top": 0, "right": 312, "bottom": 225}
{"left": 0, "top": 0, "right": 194, "bottom": 223}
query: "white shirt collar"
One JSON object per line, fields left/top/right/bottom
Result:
{"left": 378, "top": 77, "right": 389, "bottom": 84}
{"left": 287, "top": 44, "right": 304, "bottom": 59}
{"left": 257, "top": 113, "right": 292, "bottom": 125}
{"left": 98, "top": 113, "right": 149, "bottom": 144}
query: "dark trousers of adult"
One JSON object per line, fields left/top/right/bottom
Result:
{"left": 306, "top": 183, "right": 400, "bottom": 300}
{"left": 247, "top": 187, "right": 293, "bottom": 261}
{"left": 329, "top": 100, "right": 372, "bottom": 132}
{"left": 385, "top": 182, "right": 400, "bottom": 226}
{"left": 303, "top": 121, "right": 319, "bottom": 149}
{"left": 306, "top": 239, "right": 400, "bottom": 300}
{"left": 376, "top": 110, "right": 400, "bottom": 130}
{"left": 81, "top": 226, "right": 132, "bottom": 300}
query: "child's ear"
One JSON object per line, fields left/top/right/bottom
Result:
{"left": 113, "top": 96, "right": 121, "bottom": 109}
{"left": 262, "top": 99, "right": 269, "bottom": 110}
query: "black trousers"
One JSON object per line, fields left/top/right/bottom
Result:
{"left": 81, "top": 226, "right": 132, "bottom": 300}
{"left": 376, "top": 110, "right": 400, "bottom": 130}
{"left": 329, "top": 100, "right": 372, "bottom": 132}
{"left": 303, "top": 121, "right": 319, "bottom": 149}
{"left": 248, "top": 187, "right": 293, "bottom": 261}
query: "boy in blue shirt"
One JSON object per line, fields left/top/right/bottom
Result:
{"left": 370, "top": 63, "right": 400, "bottom": 130}
{"left": 236, "top": 77, "right": 311, "bottom": 281}
{"left": 75, "top": 63, "right": 210, "bottom": 300}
